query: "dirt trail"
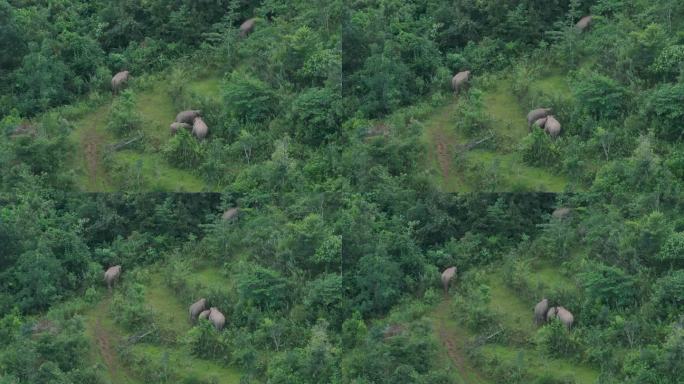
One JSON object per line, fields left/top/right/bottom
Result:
{"left": 424, "top": 100, "right": 463, "bottom": 189}
{"left": 83, "top": 130, "right": 105, "bottom": 186}
{"left": 434, "top": 300, "right": 489, "bottom": 384}
{"left": 94, "top": 316, "right": 118, "bottom": 380}
{"left": 435, "top": 131, "right": 451, "bottom": 180}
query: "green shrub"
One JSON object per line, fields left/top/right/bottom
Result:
{"left": 162, "top": 129, "right": 205, "bottom": 169}
{"left": 521, "top": 129, "right": 561, "bottom": 167}
{"left": 107, "top": 89, "right": 142, "bottom": 136}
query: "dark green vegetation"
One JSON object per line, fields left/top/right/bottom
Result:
{"left": 2, "top": 0, "right": 684, "bottom": 383}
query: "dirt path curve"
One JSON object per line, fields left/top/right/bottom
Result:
{"left": 434, "top": 299, "right": 489, "bottom": 384}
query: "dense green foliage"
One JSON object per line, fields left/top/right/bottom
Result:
{"left": 1, "top": 0, "right": 684, "bottom": 383}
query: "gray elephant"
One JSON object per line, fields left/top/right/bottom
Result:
{"left": 111, "top": 71, "right": 130, "bottom": 94}
{"left": 527, "top": 108, "right": 552, "bottom": 127}
{"left": 240, "top": 18, "right": 256, "bottom": 37}
{"left": 104, "top": 265, "right": 122, "bottom": 291}
{"left": 544, "top": 115, "right": 561, "bottom": 137}
{"left": 576, "top": 16, "right": 593, "bottom": 32}
{"left": 189, "top": 298, "right": 207, "bottom": 323}
{"left": 208, "top": 307, "right": 226, "bottom": 331}
{"left": 552, "top": 207, "right": 571, "bottom": 220}
{"left": 547, "top": 306, "right": 558, "bottom": 321}
{"left": 192, "top": 117, "right": 208, "bottom": 139}
{"left": 451, "top": 71, "right": 471, "bottom": 94}
{"left": 175, "top": 110, "right": 202, "bottom": 124}
{"left": 198, "top": 309, "right": 211, "bottom": 321}
{"left": 441, "top": 266, "right": 457, "bottom": 294}
{"left": 534, "top": 298, "right": 549, "bottom": 325}
{"left": 533, "top": 117, "right": 547, "bottom": 131}
{"left": 170, "top": 122, "right": 191, "bottom": 135}
{"left": 222, "top": 207, "right": 239, "bottom": 221}
{"left": 556, "top": 306, "right": 574, "bottom": 329}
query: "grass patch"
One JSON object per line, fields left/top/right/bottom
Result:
{"left": 131, "top": 344, "right": 241, "bottom": 384}
{"left": 136, "top": 83, "right": 177, "bottom": 147}
{"left": 463, "top": 150, "right": 568, "bottom": 192}
{"left": 145, "top": 274, "right": 192, "bottom": 335}
{"left": 483, "top": 80, "right": 528, "bottom": 143}
{"left": 66, "top": 75, "right": 217, "bottom": 191}
{"left": 480, "top": 344, "right": 599, "bottom": 384}
{"left": 186, "top": 267, "right": 229, "bottom": 288}
{"left": 529, "top": 74, "right": 572, "bottom": 99}
{"left": 113, "top": 150, "right": 206, "bottom": 191}
{"left": 189, "top": 76, "right": 223, "bottom": 101}
{"left": 487, "top": 275, "right": 536, "bottom": 338}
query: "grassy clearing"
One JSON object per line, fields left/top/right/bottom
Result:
{"left": 185, "top": 267, "right": 229, "bottom": 289}
{"left": 83, "top": 272, "right": 242, "bottom": 383}
{"left": 145, "top": 274, "right": 192, "bottom": 335}
{"left": 420, "top": 76, "right": 571, "bottom": 192}
{"left": 487, "top": 275, "right": 536, "bottom": 337}
{"left": 131, "top": 344, "right": 242, "bottom": 384}
{"left": 67, "top": 74, "right": 222, "bottom": 191}
{"left": 189, "top": 76, "right": 223, "bottom": 101}
{"left": 136, "top": 82, "right": 177, "bottom": 147}
{"left": 480, "top": 344, "right": 599, "bottom": 383}
{"left": 483, "top": 81, "right": 528, "bottom": 144}
{"left": 529, "top": 73, "right": 572, "bottom": 99}
{"left": 462, "top": 150, "right": 569, "bottom": 192}
{"left": 113, "top": 150, "right": 205, "bottom": 191}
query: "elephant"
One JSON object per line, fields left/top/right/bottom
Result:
{"left": 547, "top": 306, "right": 558, "bottom": 321}
{"left": 441, "top": 266, "right": 457, "bottom": 294}
{"left": 208, "top": 307, "right": 226, "bottom": 331}
{"left": 556, "top": 306, "right": 574, "bottom": 329}
{"left": 533, "top": 117, "right": 548, "bottom": 131}
{"left": 534, "top": 298, "right": 549, "bottom": 325}
{"left": 576, "top": 16, "right": 593, "bottom": 32}
{"left": 104, "top": 265, "right": 122, "bottom": 291}
{"left": 240, "top": 18, "right": 256, "bottom": 37}
{"left": 189, "top": 298, "right": 207, "bottom": 323}
{"left": 527, "top": 108, "right": 552, "bottom": 127}
{"left": 111, "top": 71, "right": 130, "bottom": 94}
{"left": 546, "top": 307, "right": 574, "bottom": 329}
{"left": 198, "top": 309, "right": 211, "bottom": 321}
{"left": 170, "top": 122, "right": 191, "bottom": 135}
{"left": 175, "top": 110, "right": 201, "bottom": 124}
{"left": 451, "top": 71, "right": 471, "bottom": 94}
{"left": 222, "top": 207, "right": 239, "bottom": 221}
{"left": 552, "top": 207, "right": 571, "bottom": 220}
{"left": 192, "top": 117, "right": 208, "bottom": 139}
{"left": 544, "top": 115, "right": 561, "bottom": 137}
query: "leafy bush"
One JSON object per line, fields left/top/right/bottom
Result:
{"left": 521, "top": 129, "right": 561, "bottom": 167}
{"left": 162, "top": 129, "right": 205, "bottom": 169}
{"left": 107, "top": 89, "right": 142, "bottom": 136}
{"left": 641, "top": 82, "right": 684, "bottom": 141}
{"left": 572, "top": 70, "right": 630, "bottom": 120}
{"left": 185, "top": 320, "right": 231, "bottom": 362}
{"left": 534, "top": 320, "right": 581, "bottom": 358}
{"left": 111, "top": 282, "right": 153, "bottom": 330}
{"left": 222, "top": 71, "right": 280, "bottom": 123}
